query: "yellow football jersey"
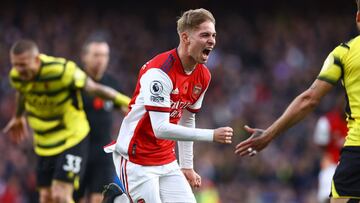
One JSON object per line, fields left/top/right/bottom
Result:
{"left": 9, "top": 54, "right": 90, "bottom": 156}
{"left": 318, "top": 35, "right": 360, "bottom": 146}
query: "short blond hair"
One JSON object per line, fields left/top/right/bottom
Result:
{"left": 177, "top": 8, "right": 215, "bottom": 34}
{"left": 11, "top": 39, "right": 38, "bottom": 55}
{"left": 357, "top": 0, "right": 360, "bottom": 11}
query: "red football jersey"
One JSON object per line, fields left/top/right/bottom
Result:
{"left": 115, "top": 49, "right": 211, "bottom": 166}
{"left": 326, "top": 110, "right": 348, "bottom": 163}
{"left": 314, "top": 109, "right": 348, "bottom": 163}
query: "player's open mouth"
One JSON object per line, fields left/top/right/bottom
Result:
{"left": 202, "top": 48, "right": 212, "bottom": 57}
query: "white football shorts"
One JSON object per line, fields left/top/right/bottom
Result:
{"left": 110, "top": 150, "right": 196, "bottom": 203}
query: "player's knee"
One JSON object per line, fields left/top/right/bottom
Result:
{"left": 51, "top": 181, "right": 74, "bottom": 203}
{"left": 330, "top": 198, "right": 359, "bottom": 203}
{"left": 51, "top": 192, "right": 73, "bottom": 203}
{"left": 51, "top": 195, "right": 64, "bottom": 203}
{"left": 90, "top": 193, "right": 103, "bottom": 203}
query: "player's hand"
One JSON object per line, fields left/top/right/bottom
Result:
{"left": 2, "top": 116, "right": 29, "bottom": 144}
{"left": 234, "top": 125, "right": 270, "bottom": 157}
{"left": 181, "top": 168, "right": 201, "bottom": 188}
{"left": 213, "top": 127, "right": 233, "bottom": 144}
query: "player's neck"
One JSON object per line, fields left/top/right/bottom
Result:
{"left": 177, "top": 46, "right": 197, "bottom": 73}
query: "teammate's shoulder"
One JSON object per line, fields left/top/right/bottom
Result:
{"left": 9, "top": 68, "right": 22, "bottom": 82}
{"left": 38, "top": 54, "right": 68, "bottom": 80}
{"left": 40, "top": 54, "right": 67, "bottom": 66}
{"left": 337, "top": 35, "right": 360, "bottom": 50}
{"left": 39, "top": 54, "right": 80, "bottom": 81}
{"left": 40, "top": 54, "right": 78, "bottom": 68}
{"left": 330, "top": 38, "right": 355, "bottom": 58}
{"left": 8, "top": 68, "right": 24, "bottom": 90}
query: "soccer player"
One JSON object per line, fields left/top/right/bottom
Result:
{"left": 104, "top": 8, "right": 233, "bottom": 203}
{"left": 74, "top": 38, "right": 130, "bottom": 203}
{"left": 2, "top": 39, "right": 129, "bottom": 203}
{"left": 235, "top": 1, "right": 360, "bottom": 202}
{"left": 313, "top": 101, "right": 347, "bottom": 203}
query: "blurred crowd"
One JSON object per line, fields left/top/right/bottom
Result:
{"left": 0, "top": 1, "right": 357, "bottom": 202}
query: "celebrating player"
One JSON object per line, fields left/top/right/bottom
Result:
{"left": 103, "top": 8, "right": 233, "bottom": 203}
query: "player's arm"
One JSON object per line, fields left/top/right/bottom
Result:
{"left": 3, "top": 92, "right": 29, "bottom": 143}
{"left": 263, "top": 79, "right": 332, "bottom": 139}
{"left": 83, "top": 77, "right": 130, "bottom": 108}
{"left": 235, "top": 47, "right": 346, "bottom": 156}
{"left": 150, "top": 111, "right": 234, "bottom": 143}
{"left": 235, "top": 79, "right": 333, "bottom": 156}
{"left": 71, "top": 64, "right": 130, "bottom": 108}
{"left": 141, "top": 68, "right": 232, "bottom": 143}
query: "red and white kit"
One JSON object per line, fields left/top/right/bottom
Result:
{"left": 314, "top": 109, "right": 348, "bottom": 202}
{"left": 105, "top": 49, "right": 213, "bottom": 202}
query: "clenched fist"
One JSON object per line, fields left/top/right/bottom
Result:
{"left": 213, "top": 127, "right": 233, "bottom": 144}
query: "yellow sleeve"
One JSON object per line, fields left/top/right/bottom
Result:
{"left": 114, "top": 93, "right": 131, "bottom": 107}
{"left": 8, "top": 68, "right": 22, "bottom": 91}
{"left": 317, "top": 45, "right": 349, "bottom": 85}
{"left": 66, "top": 61, "right": 87, "bottom": 89}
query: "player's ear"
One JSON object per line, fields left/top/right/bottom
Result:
{"left": 34, "top": 54, "right": 41, "bottom": 66}
{"left": 180, "top": 32, "right": 190, "bottom": 45}
{"left": 356, "top": 11, "right": 360, "bottom": 23}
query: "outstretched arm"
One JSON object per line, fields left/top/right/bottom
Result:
{"left": 83, "top": 77, "right": 130, "bottom": 108}
{"left": 265, "top": 79, "right": 332, "bottom": 138}
{"left": 149, "top": 111, "right": 233, "bottom": 143}
{"left": 140, "top": 68, "right": 233, "bottom": 143}
{"left": 235, "top": 79, "right": 333, "bottom": 156}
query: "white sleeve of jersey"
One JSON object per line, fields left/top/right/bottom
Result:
{"left": 187, "top": 85, "right": 208, "bottom": 111}
{"left": 140, "top": 68, "right": 173, "bottom": 109}
{"left": 314, "top": 116, "right": 330, "bottom": 146}
{"left": 149, "top": 111, "right": 213, "bottom": 141}
{"left": 178, "top": 110, "right": 195, "bottom": 169}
